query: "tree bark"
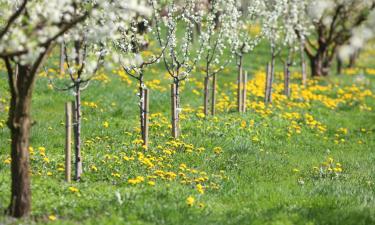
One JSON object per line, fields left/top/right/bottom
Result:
{"left": 73, "top": 84, "right": 82, "bottom": 181}
{"left": 7, "top": 64, "right": 34, "bottom": 218}
{"left": 309, "top": 52, "right": 331, "bottom": 77}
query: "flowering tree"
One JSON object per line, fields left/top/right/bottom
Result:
{"left": 114, "top": 11, "right": 167, "bottom": 147}
{"left": 153, "top": 0, "right": 201, "bottom": 138}
{"left": 233, "top": 2, "right": 263, "bottom": 111}
{"left": 300, "top": 0, "right": 375, "bottom": 76}
{"left": 199, "top": 0, "right": 237, "bottom": 116}
{"left": 254, "top": 0, "right": 287, "bottom": 103}
{"left": 47, "top": 37, "right": 106, "bottom": 181}
{"left": 280, "top": 0, "right": 305, "bottom": 96}
{"left": 0, "top": 0, "right": 148, "bottom": 217}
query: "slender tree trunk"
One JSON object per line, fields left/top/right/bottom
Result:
{"left": 143, "top": 88, "right": 149, "bottom": 147}
{"left": 74, "top": 83, "right": 82, "bottom": 181}
{"left": 139, "top": 76, "right": 145, "bottom": 142}
{"left": 171, "top": 82, "right": 179, "bottom": 138}
{"left": 211, "top": 74, "right": 217, "bottom": 116}
{"left": 348, "top": 49, "right": 359, "bottom": 68}
{"left": 6, "top": 64, "right": 37, "bottom": 217}
{"left": 265, "top": 48, "right": 276, "bottom": 104}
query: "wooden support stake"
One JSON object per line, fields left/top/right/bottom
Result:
{"left": 204, "top": 77, "right": 209, "bottom": 117}
{"left": 237, "top": 67, "right": 243, "bottom": 112}
{"left": 211, "top": 74, "right": 217, "bottom": 116}
{"left": 284, "top": 62, "right": 291, "bottom": 97}
{"left": 171, "top": 84, "right": 178, "bottom": 138}
{"left": 65, "top": 102, "right": 72, "bottom": 182}
{"left": 143, "top": 89, "right": 149, "bottom": 147}
{"left": 265, "top": 63, "right": 271, "bottom": 104}
{"left": 242, "top": 71, "right": 248, "bottom": 113}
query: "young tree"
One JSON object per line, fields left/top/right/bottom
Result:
{"left": 280, "top": 0, "right": 304, "bottom": 96}
{"left": 233, "top": 2, "right": 263, "bottom": 112}
{"left": 199, "top": 0, "right": 237, "bottom": 116}
{"left": 47, "top": 37, "right": 106, "bottom": 181}
{"left": 0, "top": 0, "right": 149, "bottom": 217}
{"left": 301, "top": 0, "right": 375, "bottom": 76}
{"left": 153, "top": 0, "right": 201, "bottom": 138}
{"left": 254, "top": 0, "right": 287, "bottom": 104}
{"left": 114, "top": 15, "right": 167, "bottom": 147}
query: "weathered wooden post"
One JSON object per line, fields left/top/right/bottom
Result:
{"left": 171, "top": 84, "right": 178, "bottom": 138}
{"left": 265, "top": 63, "right": 272, "bottom": 104}
{"left": 65, "top": 102, "right": 72, "bottom": 182}
{"left": 211, "top": 74, "right": 217, "bottom": 116}
{"left": 237, "top": 68, "right": 243, "bottom": 112}
{"left": 284, "top": 62, "right": 291, "bottom": 97}
{"left": 242, "top": 71, "right": 248, "bottom": 113}
{"left": 143, "top": 89, "right": 149, "bottom": 147}
{"left": 204, "top": 77, "right": 210, "bottom": 117}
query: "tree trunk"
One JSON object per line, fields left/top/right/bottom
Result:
{"left": 7, "top": 64, "right": 34, "bottom": 218}
{"left": 300, "top": 39, "right": 307, "bottom": 86}
{"left": 309, "top": 50, "right": 332, "bottom": 77}
{"left": 73, "top": 84, "right": 82, "bottom": 181}
{"left": 139, "top": 76, "right": 145, "bottom": 142}
{"left": 336, "top": 55, "right": 343, "bottom": 75}
{"left": 175, "top": 80, "right": 181, "bottom": 137}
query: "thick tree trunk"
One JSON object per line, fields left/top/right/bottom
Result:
{"left": 7, "top": 65, "right": 34, "bottom": 217}
{"left": 309, "top": 48, "right": 333, "bottom": 77}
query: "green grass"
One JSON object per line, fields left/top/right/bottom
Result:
{"left": 0, "top": 41, "right": 375, "bottom": 225}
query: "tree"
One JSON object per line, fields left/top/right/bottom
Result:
{"left": 114, "top": 14, "right": 167, "bottom": 147}
{"left": 254, "top": 0, "right": 287, "bottom": 103}
{"left": 233, "top": 1, "right": 262, "bottom": 111}
{"left": 152, "top": 0, "right": 201, "bottom": 138}
{"left": 301, "top": 0, "right": 375, "bottom": 76}
{"left": 47, "top": 37, "right": 106, "bottom": 181}
{"left": 0, "top": 0, "right": 149, "bottom": 217}
{"left": 199, "top": 0, "right": 237, "bottom": 116}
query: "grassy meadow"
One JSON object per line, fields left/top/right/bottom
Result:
{"left": 0, "top": 40, "right": 375, "bottom": 225}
